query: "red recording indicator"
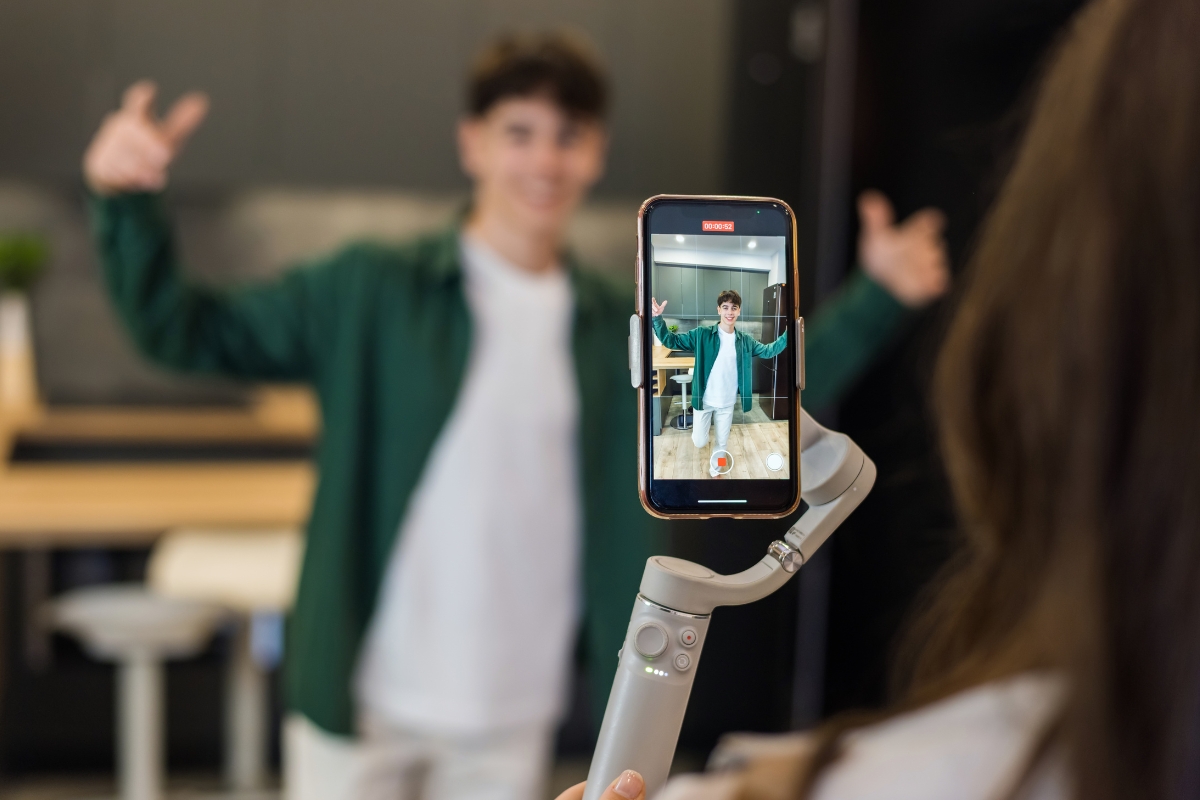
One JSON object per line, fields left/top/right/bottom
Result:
{"left": 702, "top": 220, "right": 735, "bottom": 232}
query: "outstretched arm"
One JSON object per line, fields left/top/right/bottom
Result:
{"left": 803, "top": 190, "right": 952, "bottom": 409}
{"left": 86, "top": 81, "right": 333, "bottom": 381}
{"left": 750, "top": 329, "right": 788, "bottom": 359}
{"left": 650, "top": 298, "right": 694, "bottom": 351}
{"left": 91, "top": 193, "right": 337, "bottom": 381}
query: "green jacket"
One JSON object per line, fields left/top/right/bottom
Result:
{"left": 89, "top": 192, "right": 909, "bottom": 736}
{"left": 652, "top": 317, "right": 788, "bottom": 412}
{"left": 89, "top": 193, "right": 663, "bottom": 735}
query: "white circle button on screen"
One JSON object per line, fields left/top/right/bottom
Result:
{"left": 766, "top": 452, "right": 785, "bottom": 472}
{"left": 634, "top": 623, "right": 668, "bottom": 658}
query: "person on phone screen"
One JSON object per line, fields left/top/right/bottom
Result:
{"left": 82, "top": 30, "right": 948, "bottom": 800}
{"left": 651, "top": 290, "right": 788, "bottom": 476}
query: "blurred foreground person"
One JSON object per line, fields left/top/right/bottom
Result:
{"left": 83, "top": 33, "right": 946, "bottom": 800}
{"left": 561, "top": 0, "right": 1200, "bottom": 798}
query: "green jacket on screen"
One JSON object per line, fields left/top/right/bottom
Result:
{"left": 89, "top": 192, "right": 909, "bottom": 737}
{"left": 652, "top": 316, "right": 788, "bottom": 413}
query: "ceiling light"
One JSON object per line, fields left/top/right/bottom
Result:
{"left": 747, "top": 239, "right": 758, "bottom": 249}
{"left": 675, "top": 234, "right": 686, "bottom": 243}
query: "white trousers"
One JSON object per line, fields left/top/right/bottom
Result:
{"left": 284, "top": 713, "right": 553, "bottom": 800}
{"left": 692, "top": 404, "right": 735, "bottom": 451}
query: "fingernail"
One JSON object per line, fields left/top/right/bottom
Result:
{"left": 613, "top": 770, "right": 644, "bottom": 799}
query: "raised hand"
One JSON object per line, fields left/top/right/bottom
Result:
{"left": 857, "top": 190, "right": 951, "bottom": 308}
{"left": 83, "top": 81, "right": 210, "bottom": 196}
{"left": 651, "top": 297, "right": 668, "bottom": 317}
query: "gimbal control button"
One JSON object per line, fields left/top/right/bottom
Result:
{"left": 634, "top": 623, "right": 669, "bottom": 658}
{"left": 680, "top": 629, "right": 698, "bottom": 647}
{"left": 674, "top": 653, "right": 691, "bottom": 671}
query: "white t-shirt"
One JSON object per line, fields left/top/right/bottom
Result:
{"left": 657, "top": 673, "right": 1065, "bottom": 800}
{"left": 354, "top": 234, "right": 581, "bottom": 735}
{"left": 702, "top": 328, "right": 738, "bottom": 410}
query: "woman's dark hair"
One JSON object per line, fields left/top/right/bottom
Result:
{"left": 467, "top": 31, "right": 608, "bottom": 120}
{"left": 798, "top": 0, "right": 1200, "bottom": 796}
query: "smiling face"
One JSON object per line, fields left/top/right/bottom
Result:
{"left": 458, "top": 95, "right": 607, "bottom": 241}
{"left": 718, "top": 301, "right": 741, "bottom": 327}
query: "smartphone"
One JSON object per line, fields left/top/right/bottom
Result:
{"left": 634, "top": 195, "right": 803, "bottom": 519}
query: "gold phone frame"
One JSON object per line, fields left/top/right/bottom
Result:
{"left": 635, "top": 194, "right": 803, "bottom": 520}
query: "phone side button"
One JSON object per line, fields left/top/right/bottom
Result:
{"left": 634, "top": 252, "right": 640, "bottom": 312}
{"left": 629, "top": 315, "right": 643, "bottom": 388}
{"left": 796, "top": 317, "right": 806, "bottom": 390}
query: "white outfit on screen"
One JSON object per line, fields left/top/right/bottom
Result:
{"left": 346, "top": 233, "right": 581, "bottom": 799}
{"left": 702, "top": 327, "right": 739, "bottom": 409}
{"left": 693, "top": 326, "right": 738, "bottom": 458}
{"left": 692, "top": 405, "right": 735, "bottom": 451}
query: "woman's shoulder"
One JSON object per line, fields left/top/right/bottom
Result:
{"left": 811, "top": 673, "right": 1064, "bottom": 800}
{"left": 656, "top": 673, "right": 1065, "bottom": 800}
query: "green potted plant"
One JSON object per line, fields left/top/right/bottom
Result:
{"left": 0, "top": 234, "right": 49, "bottom": 413}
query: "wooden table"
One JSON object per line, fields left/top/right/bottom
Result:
{"left": 0, "top": 387, "right": 319, "bottom": 545}
{"left": 0, "top": 462, "right": 315, "bottom": 546}
{"left": 3, "top": 386, "right": 318, "bottom": 448}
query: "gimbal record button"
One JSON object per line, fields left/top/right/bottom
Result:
{"left": 634, "top": 623, "right": 669, "bottom": 658}
{"left": 680, "top": 629, "right": 698, "bottom": 647}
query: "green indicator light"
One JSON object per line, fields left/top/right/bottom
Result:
{"left": 645, "top": 667, "right": 652, "bottom": 673}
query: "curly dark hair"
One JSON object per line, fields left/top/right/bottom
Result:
{"left": 467, "top": 30, "right": 608, "bottom": 120}
{"left": 716, "top": 290, "right": 741, "bottom": 309}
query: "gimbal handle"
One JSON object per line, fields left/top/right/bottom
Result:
{"left": 583, "top": 409, "right": 875, "bottom": 800}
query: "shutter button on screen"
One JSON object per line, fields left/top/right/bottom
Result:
{"left": 674, "top": 653, "right": 691, "bottom": 671}
{"left": 634, "top": 623, "right": 669, "bottom": 659}
{"left": 680, "top": 629, "right": 697, "bottom": 647}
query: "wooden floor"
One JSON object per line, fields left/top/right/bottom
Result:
{"left": 654, "top": 410, "right": 790, "bottom": 480}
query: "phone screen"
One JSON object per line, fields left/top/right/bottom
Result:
{"left": 640, "top": 198, "right": 800, "bottom": 516}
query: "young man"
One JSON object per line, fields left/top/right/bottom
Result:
{"left": 85, "top": 34, "right": 648, "bottom": 799}
{"left": 650, "top": 290, "right": 787, "bottom": 476}
{"left": 83, "top": 30, "right": 949, "bottom": 799}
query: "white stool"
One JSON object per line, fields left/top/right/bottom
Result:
{"left": 672, "top": 369, "right": 694, "bottom": 430}
{"left": 51, "top": 585, "right": 226, "bottom": 800}
{"left": 148, "top": 528, "right": 304, "bottom": 794}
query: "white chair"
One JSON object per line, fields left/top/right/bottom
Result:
{"left": 672, "top": 368, "right": 694, "bottom": 430}
{"left": 148, "top": 528, "right": 304, "bottom": 794}
{"left": 51, "top": 585, "right": 226, "bottom": 800}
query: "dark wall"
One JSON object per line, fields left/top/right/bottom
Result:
{"left": 823, "top": 0, "right": 1086, "bottom": 715}
{"left": 0, "top": 0, "right": 733, "bottom": 197}
{"left": 724, "top": 0, "right": 826, "bottom": 316}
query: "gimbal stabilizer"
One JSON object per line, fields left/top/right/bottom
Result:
{"left": 583, "top": 408, "right": 876, "bottom": 800}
